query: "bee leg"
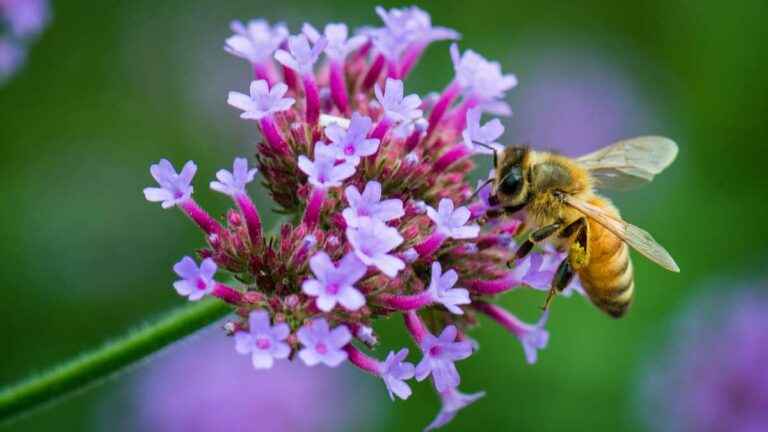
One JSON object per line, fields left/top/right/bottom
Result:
{"left": 511, "top": 223, "right": 562, "bottom": 267}
{"left": 560, "top": 217, "right": 589, "bottom": 269}
{"left": 542, "top": 258, "right": 574, "bottom": 310}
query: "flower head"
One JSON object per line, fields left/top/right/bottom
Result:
{"left": 274, "top": 33, "right": 327, "bottom": 76}
{"left": 375, "top": 6, "right": 459, "bottom": 45}
{"left": 227, "top": 80, "right": 294, "bottom": 120}
{"left": 450, "top": 43, "right": 517, "bottom": 115}
{"left": 234, "top": 310, "right": 291, "bottom": 369}
{"left": 298, "top": 143, "right": 357, "bottom": 189}
{"left": 210, "top": 157, "right": 257, "bottom": 197}
{"left": 303, "top": 22, "right": 365, "bottom": 61}
{"left": 509, "top": 252, "right": 555, "bottom": 291}
{"left": 375, "top": 78, "right": 423, "bottom": 125}
{"left": 379, "top": 348, "right": 416, "bottom": 401}
{"left": 325, "top": 113, "right": 380, "bottom": 163}
{"left": 463, "top": 107, "right": 505, "bottom": 154}
{"left": 302, "top": 252, "right": 367, "bottom": 312}
{"left": 425, "top": 387, "right": 486, "bottom": 431}
{"left": 427, "top": 261, "right": 470, "bottom": 315}
{"left": 346, "top": 217, "right": 405, "bottom": 277}
{"left": 415, "top": 325, "right": 473, "bottom": 392}
{"left": 172, "top": 256, "right": 217, "bottom": 301}
{"left": 297, "top": 319, "right": 351, "bottom": 367}
{"left": 342, "top": 181, "right": 404, "bottom": 227}
{"left": 143, "top": 159, "right": 196, "bottom": 209}
{"left": 426, "top": 198, "right": 480, "bottom": 240}
{"left": 225, "top": 19, "right": 288, "bottom": 64}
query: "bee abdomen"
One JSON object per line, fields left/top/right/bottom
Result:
{"left": 579, "top": 234, "right": 635, "bottom": 318}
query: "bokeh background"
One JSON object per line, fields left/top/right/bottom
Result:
{"left": 1, "top": 0, "right": 767, "bottom": 431}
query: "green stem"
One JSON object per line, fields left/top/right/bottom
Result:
{"left": 0, "top": 298, "right": 230, "bottom": 422}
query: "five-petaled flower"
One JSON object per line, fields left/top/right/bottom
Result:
{"left": 302, "top": 22, "right": 366, "bottom": 61}
{"left": 302, "top": 252, "right": 367, "bottom": 312}
{"left": 425, "top": 387, "right": 486, "bottom": 431}
{"left": 342, "top": 181, "right": 405, "bottom": 227}
{"left": 426, "top": 198, "right": 480, "bottom": 240}
{"left": 172, "top": 256, "right": 217, "bottom": 301}
{"left": 346, "top": 217, "right": 405, "bottom": 277}
{"left": 415, "top": 325, "right": 474, "bottom": 392}
{"left": 298, "top": 143, "right": 357, "bottom": 188}
{"left": 325, "top": 112, "right": 380, "bottom": 164}
{"left": 375, "top": 78, "right": 423, "bottom": 126}
{"left": 427, "top": 261, "right": 470, "bottom": 315}
{"left": 234, "top": 310, "right": 291, "bottom": 369}
{"left": 379, "top": 348, "right": 416, "bottom": 401}
{"left": 227, "top": 80, "right": 295, "bottom": 120}
{"left": 225, "top": 19, "right": 288, "bottom": 64}
{"left": 143, "top": 159, "right": 196, "bottom": 209}
{"left": 450, "top": 43, "right": 517, "bottom": 115}
{"left": 297, "top": 319, "right": 352, "bottom": 367}
{"left": 274, "top": 33, "right": 327, "bottom": 75}
{"left": 463, "top": 107, "right": 505, "bottom": 155}
{"left": 210, "top": 157, "right": 257, "bottom": 197}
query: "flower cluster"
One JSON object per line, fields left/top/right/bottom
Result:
{"left": 144, "top": 6, "right": 582, "bottom": 429}
{"left": 0, "top": 0, "right": 50, "bottom": 85}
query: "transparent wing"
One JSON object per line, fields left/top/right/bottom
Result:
{"left": 564, "top": 195, "right": 680, "bottom": 272}
{"left": 577, "top": 136, "right": 679, "bottom": 190}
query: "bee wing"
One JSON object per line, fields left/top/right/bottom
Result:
{"left": 564, "top": 195, "right": 680, "bottom": 272}
{"left": 577, "top": 136, "right": 679, "bottom": 191}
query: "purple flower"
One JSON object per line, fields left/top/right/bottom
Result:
{"left": 225, "top": 19, "right": 288, "bottom": 64}
{"left": 379, "top": 348, "right": 415, "bottom": 401}
{"left": 415, "top": 325, "right": 473, "bottom": 392}
{"left": 375, "top": 78, "right": 423, "bottom": 125}
{"left": 375, "top": 6, "right": 459, "bottom": 45}
{"left": 346, "top": 217, "right": 405, "bottom": 277}
{"left": 516, "top": 311, "right": 549, "bottom": 364}
{"left": 342, "top": 181, "right": 405, "bottom": 227}
{"left": 302, "top": 252, "right": 367, "bottom": 312}
{"left": 509, "top": 252, "right": 555, "bottom": 291}
{"left": 234, "top": 310, "right": 291, "bottom": 369}
{"left": 355, "top": 325, "right": 377, "bottom": 346}
{"left": 274, "top": 33, "right": 327, "bottom": 76}
{"left": 426, "top": 198, "right": 480, "bottom": 240}
{"left": 209, "top": 157, "right": 257, "bottom": 197}
{"left": 402, "top": 248, "right": 419, "bottom": 263}
{"left": 227, "top": 80, "right": 294, "bottom": 120}
{"left": 297, "top": 319, "right": 351, "bottom": 367}
{"left": 325, "top": 112, "right": 380, "bottom": 164}
{"left": 0, "top": 38, "right": 25, "bottom": 84}
{"left": 425, "top": 387, "right": 486, "bottom": 431}
{"left": 463, "top": 107, "right": 504, "bottom": 155}
{"left": 1, "top": 0, "right": 49, "bottom": 39}
{"left": 427, "top": 261, "right": 470, "bottom": 315}
{"left": 475, "top": 173, "right": 501, "bottom": 213}
{"left": 143, "top": 159, "right": 196, "bottom": 209}
{"left": 450, "top": 43, "right": 517, "bottom": 115}
{"left": 302, "top": 23, "right": 366, "bottom": 61}
{"left": 172, "top": 256, "right": 217, "bottom": 301}
{"left": 298, "top": 143, "right": 357, "bottom": 189}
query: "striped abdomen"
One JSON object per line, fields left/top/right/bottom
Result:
{"left": 577, "top": 206, "right": 635, "bottom": 318}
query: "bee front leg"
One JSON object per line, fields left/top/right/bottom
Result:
{"left": 509, "top": 222, "right": 562, "bottom": 268}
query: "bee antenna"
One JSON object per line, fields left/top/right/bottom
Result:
{"left": 473, "top": 143, "right": 500, "bottom": 167}
{"left": 464, "top": 177, "right": 495, "bottom": 206}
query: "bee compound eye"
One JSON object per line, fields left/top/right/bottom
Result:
{"left": 499, "top": 168, "right": 523, "bottom": 195}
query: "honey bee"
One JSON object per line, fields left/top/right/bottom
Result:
{"left": 481, "top": 137, "right": 680, "bottom": 318}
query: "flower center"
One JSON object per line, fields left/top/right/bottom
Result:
{"left": 326, "top": 283, "right": 340, "bottom": 295}
{"left": 256, "top": 336, "right": 272, "bottom": 350}
{"left": 429, "top": 345, "right": 442, "bottom": 357}
{"left": 195, "top": 278, "right": 208, "bottom": 291}
{"left": 315, "top": 342, "right": 328, "bottom": 355}
{"left": 344, "top": 144, "right": 355, "bottom": 155}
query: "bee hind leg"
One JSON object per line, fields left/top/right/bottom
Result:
{"left": 560, "top": 217, "right": 589, "bottom": 269}
{"left": 542, "top": 258, "right": 575, "bottom": 311}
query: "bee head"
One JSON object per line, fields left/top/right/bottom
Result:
{"left": 494, "top": 146, "right": 531, "bottom": 208}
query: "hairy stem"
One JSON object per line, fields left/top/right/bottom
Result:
{"left": 0, "top": 298, "right": 230, "bottom": 423}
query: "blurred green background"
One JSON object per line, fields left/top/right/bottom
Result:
{"left": 1, "top": 0, "right": 767, "bottom": 430}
